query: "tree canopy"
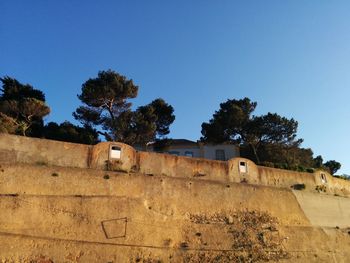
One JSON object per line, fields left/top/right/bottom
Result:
{"left": 201, "top": 98, "right": 301, "bottom": 164}
{"left": 0, "top": 77, "right": 50, "bottom": 136}
{"left": 0, "top": 74, "right": 342, "bottom": 175}
{"left": 74, "top": 70, "right": 175, "bottom": 145}
{"left": 43, "top": 121, "right": 99, "bottom": 145}
{"left": 0, "top": 76, "right": 45, "bottom": 102}
{"left": 201, "top": 97, "right": 341, "bottom": 173}
{"left": 324, "top": 160, "right": 341, "bottom": 175}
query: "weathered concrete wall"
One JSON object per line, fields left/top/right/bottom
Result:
{"left": 314, "top": 170, "right": 350, "bottom": 196}
{"left": 90, "top": 141, "right": 138, "bottom": 172}
{"left": 293, "top": 190, "right": 350, "bottom": 228}
{"left": 0, "top": 134, "right": 138, "bottom": 172}
{"left": 0, "top": 164, "right": 349, "bottom": 262}
{"left": 228, "top": 157, "right": 260, "bottom": 184}
{"left": 0, "top": 135, "right": 350, "bottom": 262}
{"left": 0, "top": 164, "right": 310, "bottom": 226}
{"left": 258, "top": 166, "right": 317, "bottom": 190}
{"left": 138, "top": 151, "right": 229, "bottom": 182}
{"left": 0, "top": 133, "right": 91, "bottom": 168}
{"left": 0, "top": 133, "right": 349, "bottom": 197}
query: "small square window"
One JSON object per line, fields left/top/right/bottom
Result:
{"left": 239, "top": 161, "right": 248, "bottom": 173}
{"left": 110, "top": 145, "right": 121, "bottom": 159}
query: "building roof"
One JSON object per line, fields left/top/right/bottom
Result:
{"left": 166, "top": 139, "right": 198, "bottom": 146}
{"left": 147, "top": 139, "right": 238, "bottom": 147}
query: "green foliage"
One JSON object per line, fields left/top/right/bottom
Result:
{"left": 306, "top": 168, "right": 315, "bottom": 173}
{"left": 201, "top": 97, "right": 257, "bottom": 144}
{"left": 311, "top": 155, "right": 342, "bottom": 176}
{"left": 0, "top": 76, "right": 45, "bottom": 102}
{"left": 201, "top": 97, "right": 343, "bottom": 174}
{"left": 149, "top": 98, "right": 175, "bottom": 138}
{"left": 0, "top": 112, "right": 18, "bottom": 134}
{"left": 248, "top": 143, "right": 315, "bottom": 170}
{"left": 201, "top": 98, "right": 302, "bottom": 164}
{"left": 73, "top": 70, "right": 138, "bottom": 134}
{"left": 152, "top": 138, "right": 172, "bottom": 152}
{"left": 259, "top": 161, "right": 275, "bottom": 168}
{"left": 333, "top": 174, "right": 350, "bottom": 181}
{"left": 0, "top": 77, "right": 50, "bottom": 136}
{"left": 74, "top": 70, "right": 175, "bottom": 145}
{"left": 43, "top": 121, "right": 99, "bottom": 145}
{"left": 324, "top": 160, "right": 341, "bottom": 175}
{"left": 313, "top": 155, "right": 323, "bottom": 168}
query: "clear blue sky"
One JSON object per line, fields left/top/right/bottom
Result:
{"left": 1, "top": 1, "right": 349, "bottom": 174}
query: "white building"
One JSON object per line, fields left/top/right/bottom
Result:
{"left": 141, "top": 139, "right": 240, "bottom": 161}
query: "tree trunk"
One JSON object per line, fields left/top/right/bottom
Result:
{"left": 250, "top": 144, "right": 260, "bottom": 164}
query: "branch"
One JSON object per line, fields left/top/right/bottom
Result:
{"left": 97, "top": 131, "right": 113, "bottom": 141}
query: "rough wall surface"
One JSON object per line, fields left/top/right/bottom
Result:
{"left": 1, "top": 134, "right": 349, "bottom": 197}
{"left": 0, "top": 134, "right": 349, "bottom": 262}
{"left": 0, "top": 133, "right": 90, "bottom": 168}
{"left": 138, "top": 151, "right": 229, "bottom": 182}
{"left": 258, "top": 166, "right": 317, "bottom": 189}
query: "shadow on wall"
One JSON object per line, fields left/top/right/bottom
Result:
{"left": 0, "top": 133, "right": 349, "bottom": 197}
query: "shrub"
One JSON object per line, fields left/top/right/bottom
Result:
{"left": 333, "top": 175, "right": 350, "bottom": 181}
{"left": 260, "top": 161, "right": 275, "bottom": 168}
{"left": 315, "top": 185, "right": 327, "bottom": 192}
{"left": 306, "top": 168, "right": 314, "bottom": 173}
{"left": 297, "top": 165, "right": 306, "bottom": 172}
{"left": 274, "top": 163, "right": 289, "bottom": 170}
{"left": 291, "top": 183, "right": 305, "bottom": 190}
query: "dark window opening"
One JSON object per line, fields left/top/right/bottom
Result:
{"left": 215, "top": 149, "right": 226, "bottom": 161}
{"left": 185, "top": 151, "right": 194, "bottom": 157}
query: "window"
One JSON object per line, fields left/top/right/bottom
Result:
{"left": 239, "top": 161, "right": 248, "bottom": 173}
{"left": 110, "top": 145, "right": 121, "bottom": 159}
{"left": 215, "top": 149, "right": 226, "bottom": 161}
{"left": 185, "top": 151, "right": 194, "bottom": 157}
{"left": 320, "top": 173, "right": 327, "bottom": 184}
